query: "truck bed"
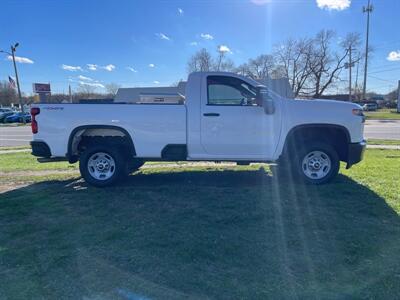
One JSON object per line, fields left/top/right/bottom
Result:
{"left": 33, "top": 103, "right": 187, "bottom": 158}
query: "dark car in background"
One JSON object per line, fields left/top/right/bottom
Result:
{"left": 5, "top": 112, "right": 31, "bottom": 123}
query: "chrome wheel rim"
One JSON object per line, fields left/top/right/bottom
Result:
{"left": 87, "top": 152, "right": 116, "bottom": 181}
{"left": 302, "top": 150, "right": 331, "bottom": 180}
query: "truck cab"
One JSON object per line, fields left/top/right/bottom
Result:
{"left": 185, "top": 72, "right": 281, "bottom": 161}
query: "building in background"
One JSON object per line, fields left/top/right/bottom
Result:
{"left": 115, "top": 77, "right": 294, "bottom": 104}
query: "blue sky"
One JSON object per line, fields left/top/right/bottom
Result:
{"left": 0, "top": 0, "right": 399, "bottom": 95}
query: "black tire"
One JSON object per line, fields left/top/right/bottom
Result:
{"left": 125, "top": 159, "right": 145, "bottom": 175}
{"left": 292, "top": 141, "right": 340, "bottom": 185}
{"left": 79, "top": 145, "right": 127, "bottom": 187}
{"left": 271, "top": 158, "right": 293, "bottom": 182}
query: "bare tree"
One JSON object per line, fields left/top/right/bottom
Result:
{"left": 308, "top": 30, "right": 362, "bottom": 98}
{"left": 274, "top": 38, "right": 314, "bottom": 97}
{"left": 186, "top": 30, "right": 365, "bottom": 99}
{"left": 236, "top": 63, "right": 249, "bottom": 76}
{"left": 247, "top": 55, "right": 275, "bottom": 79}
{"left": 187, "top": 48, "right": 214, "bottom": 73}
{"left": 48, "top": 93, "right": 70, "bottom": 103}
{"left": 216, "top": 47, "right": 225, "bottom": 71}
{"left": 105, "top": 83, "right": 121, "bottom": 97}
{"left": 219, "top": 58, "right": 235, "bottom": 72}
{"left": 215, "top": 46, "right": 236, "bottom": 71}
{"left": 236, "top": 55, "right": 278, "bottom": 79}
{"left": 0, "top": 81, "right": 17, "bottom": 106}
{"left": 77, "top": 83, "right": 97, "bottom": 98}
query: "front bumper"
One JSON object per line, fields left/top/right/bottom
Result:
{"left": 346, "top": 140, "right": 367, "bottom": 169}
{"left": 30, "top": 141, "right": 51, "bottom": 158}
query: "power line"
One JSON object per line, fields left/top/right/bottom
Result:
{"left": 368, "top": 74, "right": 396, "bottom": 83}
{"left": 369, "top": 64, "right": 400, "bottom": 71}
{"left": 369, "top": 67, "right": 400, "bottom": 74}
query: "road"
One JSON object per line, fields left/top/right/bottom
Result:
{"left": 0, "top": 126, "right": 33, "bottom": 147}
{"left": 363, "top": 119, "right": 400, "bottom": 140}
{"left": 0, "top": 120, "right": 399, "bottom": 148}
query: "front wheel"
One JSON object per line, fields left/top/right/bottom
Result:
{"left": 79, "top": 145, "right": 126, "bottom": 187}
{"left": 294, "top": 142, "right": 340, "bottom": 185}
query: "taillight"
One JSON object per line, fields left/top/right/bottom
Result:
{"left": 31, "top": 107, "right": 40, "bottom": 134}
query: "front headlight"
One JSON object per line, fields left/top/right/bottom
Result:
{"left": 352, "top": 108, "right": 365, "bottom": 122}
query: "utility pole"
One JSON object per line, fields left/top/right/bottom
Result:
{"left": 397, "top": 80, "right": 400, "bottom": 113}
{"left": 1, "top": 43, "right": 25, "bottom": 123}
{"left": 11, "top": 44, "right": 25, "bottom": 123}
{"left": 362, "top": 0, "right": 373, "bottom": 100}
{"left": 69, "top": 84, "right": 72, "bottom": 103}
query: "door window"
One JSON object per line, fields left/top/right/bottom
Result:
{"left": 207, "top": 76, "right": 258, "bottom": 106}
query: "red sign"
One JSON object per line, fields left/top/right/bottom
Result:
{"left": 33, "top": 83, "right": 51, "bottom": 93}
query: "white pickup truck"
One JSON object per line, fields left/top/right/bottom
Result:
{"left": 30, "top": 72, "right": 366, "bottom": 187}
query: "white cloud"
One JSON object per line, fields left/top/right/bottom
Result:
{"left": 101, "top": 64, "right": 116, "bottom": 71}
{"left": 78, "top": 75, "right": 93, "bottom": 81}
{"left": 7, "top": 55, "right": 34, "bottom": 64}
{"left": 79, "top": 81, "right": 105, "bottom": 88}
{"left": 87, "top": 64, "right": 98, "bottom": 71}
{"left": 149, "top": 63, "right": 155, "bottom": 68}
{"left": 87, "top": 64, "right": 115, "bottom": 71}
{"left": 200, "top": 33, "right": 214, "bottom": 40}
{"left": 250, "top": 0, "right": 271, "bottom": 5}
{"left": 316, "top": 0, "right": 351, "bottom": 10}
{"left": 126, "top": 66, "right": 138, "bottom": 72}
{"left": 61, "top": 64, "right": 82, "bottom": 71}
{"left": 156, "top": 33, "right": 171, "bottom": 41}
{"left": 190, "top": 41, "right": 198, "bottom": 46}
{"left": 218, "top": 45, "right": 232, "bottom": 53}
{"left": 387, "top": 50, "right": 400, "bottom": 61}
{"left": 153, "top": 81, "right": 160, "bottom": 84}
{"left": 178, "top": 8, "right": 184, "bottom": 14}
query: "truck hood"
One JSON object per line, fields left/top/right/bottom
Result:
{"left": 283, "top": 98, "right": 364, "bottom": 132}
{"left": 292, "top": 98, "right": 362, "bottom": 110}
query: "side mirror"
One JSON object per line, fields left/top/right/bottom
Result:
{"left": 263, "top": 98, "right": 275, "bottom": 114}
{"left": 257, "top": 88, "right": 275, "bottom": 114}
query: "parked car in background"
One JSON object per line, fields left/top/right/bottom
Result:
{"left": 0, "top": 108, "right": 13, "bottom": 118}
{"left": 0, "top": 111, "right": 15, "bottom": 123}
{"left": 5, "top": 112, "right": 31, "bottom": 123}
{"left": 369, "top": 96, "right": 385, "bottom": 108}
{"left": 362, "top": 103, "right": 378, "bottom": 111}
{"left": 0, "top": 108, "right": 13, "bottom": 113}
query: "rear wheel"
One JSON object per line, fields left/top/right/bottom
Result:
{"left": 79, "top": 145, "right": 126, "bottom": 187}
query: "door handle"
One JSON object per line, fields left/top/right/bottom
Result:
{"left": 203, "top": 113, "right": 220, "bottom": 117}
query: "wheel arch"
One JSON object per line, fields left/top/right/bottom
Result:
{"left": 67, "top": 125, "right": 136, "bottom": 163}
{"left": 281, "top": 123, "right": 351, "bottom": 162}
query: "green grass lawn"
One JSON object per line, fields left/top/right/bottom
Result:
{"left": 0, "top": 149, "right": 399, "bottom": 299}
{"left": 365, "top": 108, "right": 400, "bottom": 120}
{"left": 0, "top": 151, "right": 77, "bottom": 172}
{"left": 0, "top": 123, "right": 29, "bottom": 127}
{"left": 367, "top": 139, "right": 400, "bottom": 146}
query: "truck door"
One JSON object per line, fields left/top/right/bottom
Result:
{"left": 200, "top": 75, "right": 280, "bottom": 160}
